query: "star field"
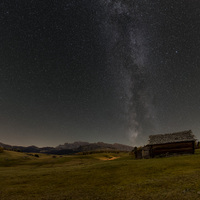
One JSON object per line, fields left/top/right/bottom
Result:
{"left": 1, "top": 0, "right": 200, "bottom": 147}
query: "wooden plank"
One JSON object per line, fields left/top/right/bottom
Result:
{"left": 153, "top": 147, "right": 193, "bottom": 153}
{"left": 152, "top": 148, "right": 194, "bottom": 157}
{"left": 152, "top": 142, "right": 193, "bottom": 148}
{"left": 152, "top": 142, "right": 193, "bottom": 150}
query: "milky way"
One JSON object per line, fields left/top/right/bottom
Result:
{"left": 1, "top": 0, "right": 200, "bottom": 147}
{"left": 99, "top": 0, "right": 157, "bottom": 144}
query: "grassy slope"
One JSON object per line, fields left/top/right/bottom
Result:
{"left": 0, "top": 150, "right": 200, "bottom": 200}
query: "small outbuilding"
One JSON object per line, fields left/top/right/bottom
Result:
{"left": 146, "top": 130, "right": 196, "bottom": 158}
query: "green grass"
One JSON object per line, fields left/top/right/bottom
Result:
{"left": 0, "top": 150, "right": 200, "bottom": 200}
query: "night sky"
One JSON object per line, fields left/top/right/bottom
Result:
{"left": 1, "top": 0, "right": 200, "bottom": 147}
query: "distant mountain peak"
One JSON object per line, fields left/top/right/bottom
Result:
{"left": 0, "top": 141, "right": 133, "bottom": 155}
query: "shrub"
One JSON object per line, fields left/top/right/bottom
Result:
{"left": 0, "top": 147, "right": 4, "bottom": 153}
{"left": 195, "top": 141, "right": 200, "bottom": 149}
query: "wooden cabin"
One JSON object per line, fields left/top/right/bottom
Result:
{"left": 146, "top": 130, "right": 196, "bottom": 158}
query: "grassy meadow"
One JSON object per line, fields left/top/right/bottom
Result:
{"left": 0, "top": 150, "right": 200, "bottom": 200}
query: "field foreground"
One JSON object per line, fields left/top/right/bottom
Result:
{"left": 1, "top": 150, "right": 200, "bottom": 200}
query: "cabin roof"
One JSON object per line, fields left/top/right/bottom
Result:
{"left": 148, "top": 130, "right": 195, "bottom": 145}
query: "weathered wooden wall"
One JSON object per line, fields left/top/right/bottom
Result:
{"left": 142, "top": 146, "right": 151, "bottom": 159}
{"left": 135, "top": 149, "right": 142, "bottom": 159}
{"left": 150, "top": 141, "right": 195, "bottom": 157}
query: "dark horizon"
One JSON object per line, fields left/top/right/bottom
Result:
{"left": 0, "top": 139, "right": 136, "bottom": 149}
{"left": 1, "top": 1, "right": 200, "bottom": 147}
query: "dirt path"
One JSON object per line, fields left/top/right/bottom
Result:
{"left": 99, "top": 156, "right": 119, "bottom": 161}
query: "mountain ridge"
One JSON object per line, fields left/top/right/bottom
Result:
{"left": 0, "top": 141, "right": 134, "bottom": 154}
